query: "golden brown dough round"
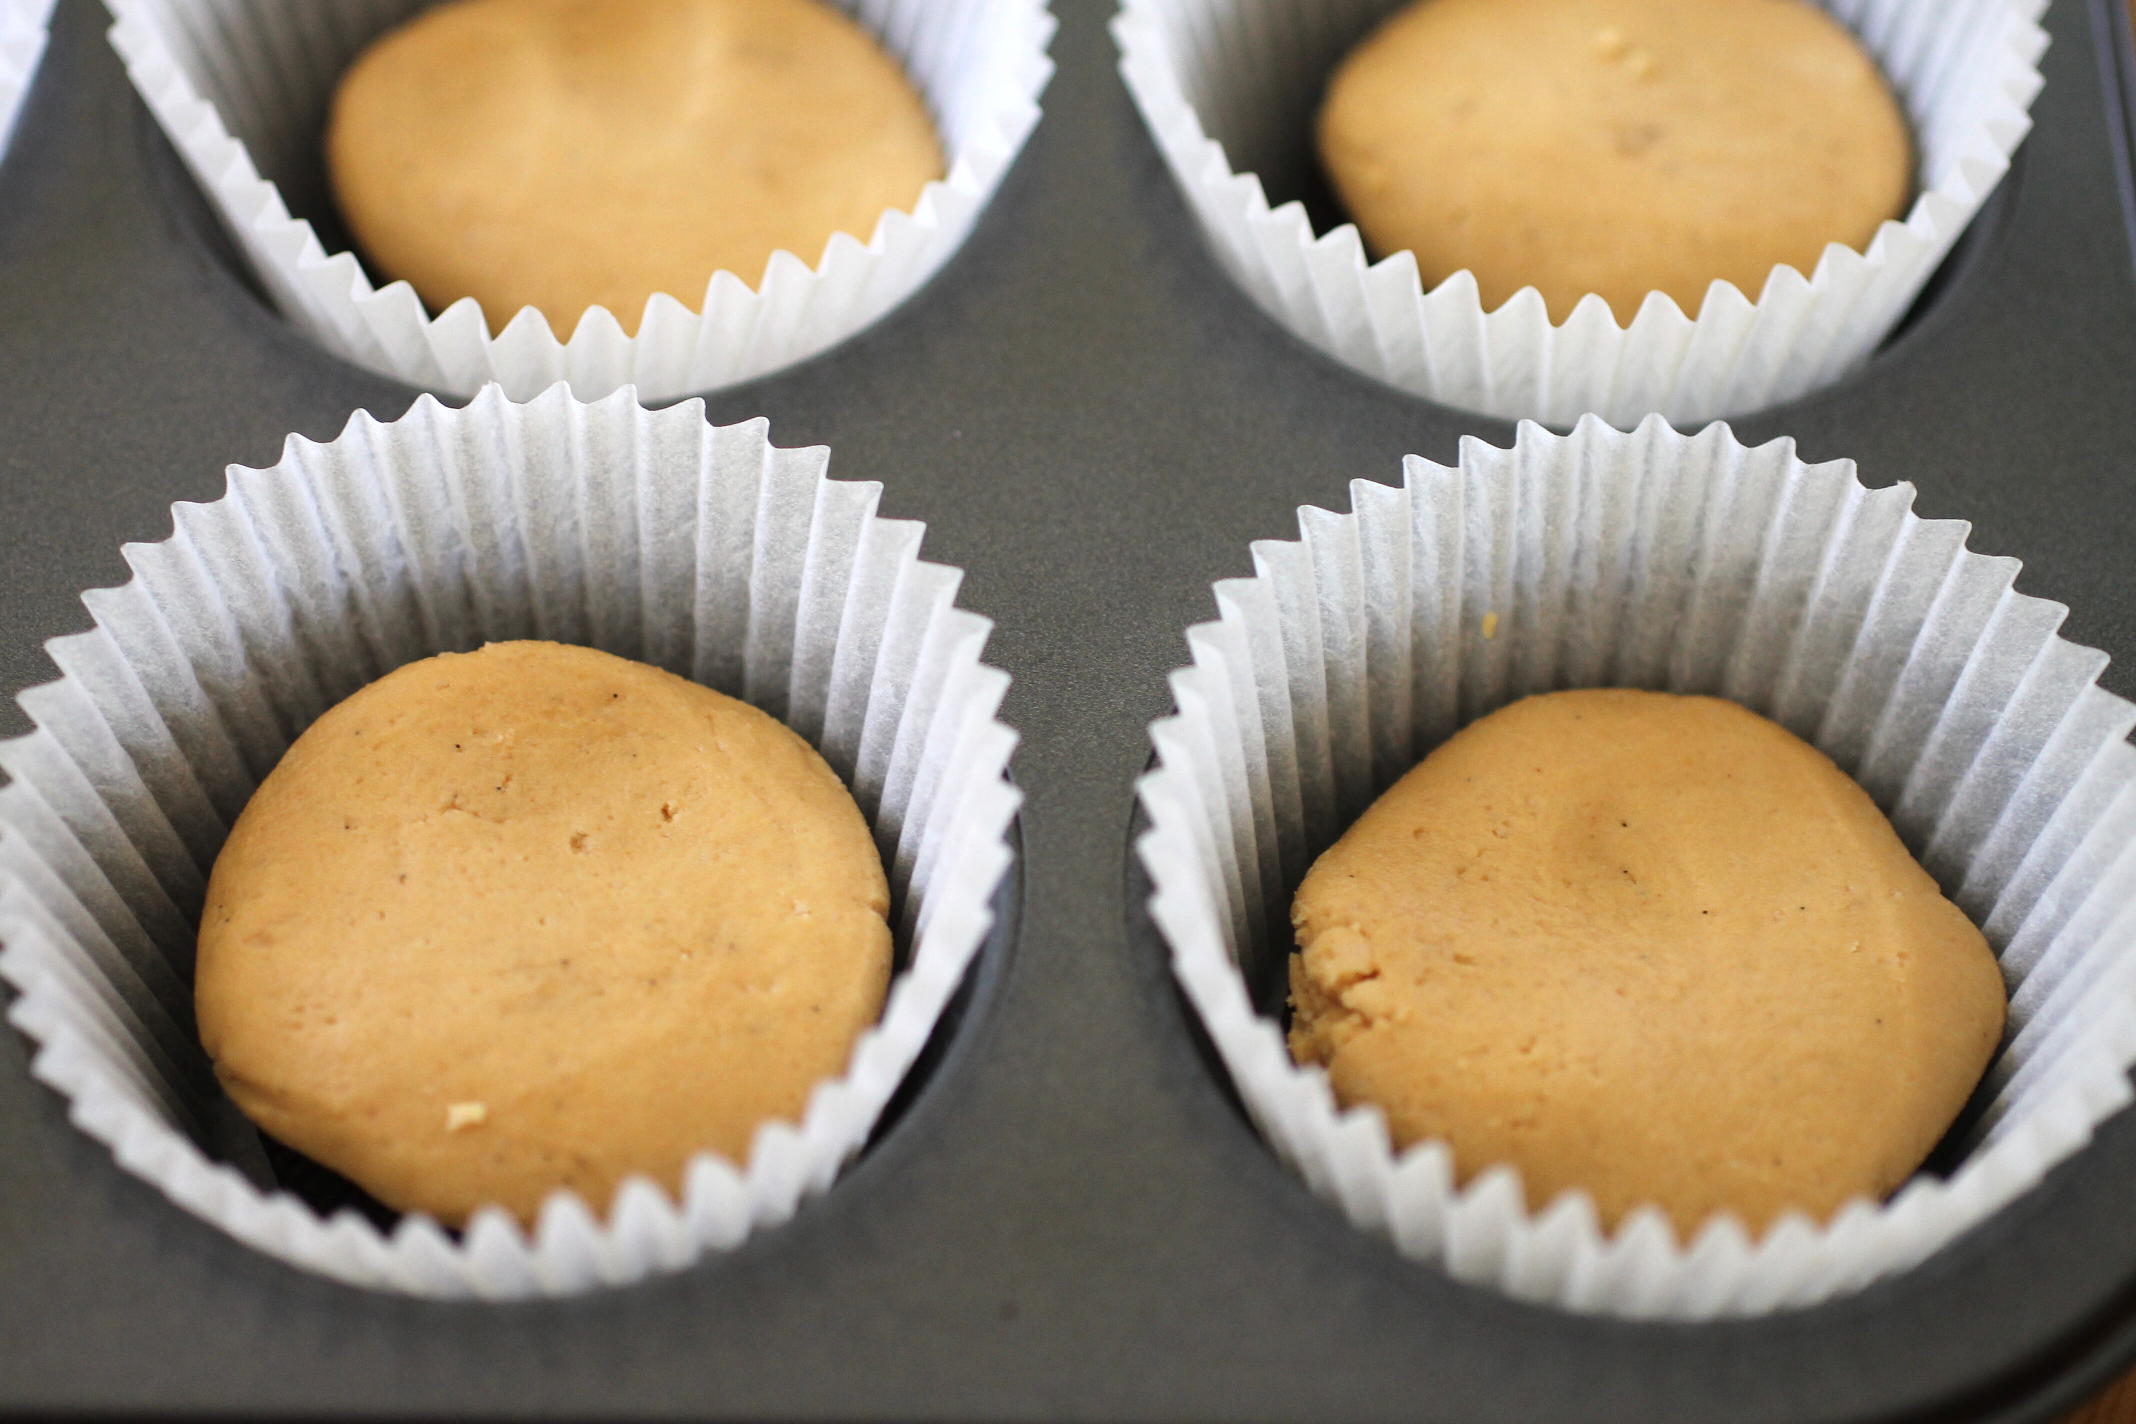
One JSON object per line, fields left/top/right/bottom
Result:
{"left": 1317, "top": 0, "right": 1913, "bottom": 322}
{"left": 196, "top": 641, "right": 892, "bottom": 1226}
{"left": 1288, "top": 689, "right": 2004, "bottom": 1237}
{"left": 326, "top": 0, "right": 944, "bottom": 332}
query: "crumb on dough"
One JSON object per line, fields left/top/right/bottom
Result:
{"left": 1590, "top": 27, "right": 1655, "bottom": 77}
{"left": 445, "top": 1101, "right": 488, "bottom": 1132}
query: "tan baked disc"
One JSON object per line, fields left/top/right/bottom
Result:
{"left": 1288, "top": 689, "right": 2004, "bottom": 1237}
{"left": 326, "top": 0, "right": 944, "bottom": 332}
{"left": 1317, "top": 0, "right": 1913, "bottom": 322}
{"left": 195, "top": 640, "right": 892, "bottom": 1226}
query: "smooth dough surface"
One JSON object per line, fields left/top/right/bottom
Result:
{"left": 196, "top": 641, "right": 892, "bottom": 1226}
{"left": 1288, "top": 690, "right": 2004, "bottom": 1237}
{"left": 1317, "top": 0, "right": 1913, "bottom": 321}
{"left": 326, "top": 0, "right": 944, "bottom": 331}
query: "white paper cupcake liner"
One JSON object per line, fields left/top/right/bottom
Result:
{"left": 1113, "top": 0, "right": 2046, "bottom": 427}
{"left": 0, "top": 0, "right": 53, "bottom": 158}
{"left": 0, "top": 382, "right": 1021, "bottom": 1299}
{"left": 1136, "top": 415, "right": 2136, "bottom": 1319}
{"left": 105, "top": 0, "right": 1054, "bottom": 402}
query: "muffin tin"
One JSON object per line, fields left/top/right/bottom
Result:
{"left": 5, "top": 0, "right": 2136, "bottom": 1419}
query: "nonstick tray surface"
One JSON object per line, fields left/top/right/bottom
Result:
{"left": 6, "top": 1, "right": 2136, "bottom": 1419}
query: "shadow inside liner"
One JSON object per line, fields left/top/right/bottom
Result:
{"left": 133, "top": 2, "right": 405, "bottom": 320}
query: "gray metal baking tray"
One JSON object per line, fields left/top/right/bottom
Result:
{"left": 5, "top": 0, "right": 2136, "bottom": 1418}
